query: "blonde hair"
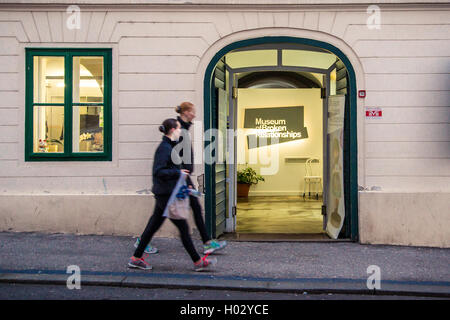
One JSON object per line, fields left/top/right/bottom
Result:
{"left": 175, "top": 101, "right": 194, "bottom": 114}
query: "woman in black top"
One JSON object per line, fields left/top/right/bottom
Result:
{"left": 175, "top": 102, "right": 228, "bottom": 255}
{"left": 128, "top": 118, "right": 216, "bottom": 271}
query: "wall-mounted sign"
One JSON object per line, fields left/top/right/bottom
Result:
{"left": 244, "top": 106, "right": 308, "bottom": 148}
{"left": 366, "top": 107, "right": 382, "bottom": 118}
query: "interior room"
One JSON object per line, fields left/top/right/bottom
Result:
{"left": 32, "top": 56, "right": 104, "bottom": 153}
{"left": 236, "top": 87, "right": 324, "bottom": 234}
{"left": 223, "top": 46, "right": 340, "bottom": 236}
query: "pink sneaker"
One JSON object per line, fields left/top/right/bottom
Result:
{"left": 128, "top": 256, "right": 152, "bottom": 270}
{"left": 194, "top": 255, "right": 217, "bottom": 272}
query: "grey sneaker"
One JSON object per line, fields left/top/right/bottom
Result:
{"left": 203, "top": 240, "right": 227, "bottom": 255}
{"left": 194, "top": 256, "right": 217, "bottom": 272}
{"left": 128, "top": 256, "right": 152, "bottom": 270}
{"left": 134, "top": 238, "right": 158, "bottom": 254}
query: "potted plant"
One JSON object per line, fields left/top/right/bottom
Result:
{"left": 237, "top": 166, "right": 265, "bottom": 197}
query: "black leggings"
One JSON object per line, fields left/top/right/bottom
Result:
{"left": 190, "top": 195, "right": 211, "bottom": 244}
{"left": 134, "top": 194, "right": 200, "bottom": 262}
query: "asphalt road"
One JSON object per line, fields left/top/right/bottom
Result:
{"left": 0, "top": 283, "right": 443, "bottom": 300}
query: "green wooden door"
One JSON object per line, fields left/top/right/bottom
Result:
{"left": 215, "top": 88, "right": 228, "bottom": 237}
{"left": 208, "top": 58, "right": 227, "bottom": 238}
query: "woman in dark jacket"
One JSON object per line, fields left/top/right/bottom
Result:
{"left": 128, "top": 118, "right": 216, "bottom": 271}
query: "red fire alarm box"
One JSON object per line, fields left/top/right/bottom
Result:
{"left": 358, "top": 90, "right": 366, "bottom": 98}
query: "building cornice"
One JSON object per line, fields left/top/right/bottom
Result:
{"left": 0, "top": 0, "right": 449, "bottom": 5}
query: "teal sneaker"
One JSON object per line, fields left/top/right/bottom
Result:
{"left": 134, "top": 238, "right": 159, "bottom": 254}
{"left": 203, "top": 240, "right": 227, "bottom": 255}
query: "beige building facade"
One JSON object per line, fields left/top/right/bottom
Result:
{"left": 0, "top": 0, "right": 449, "bottom": 247}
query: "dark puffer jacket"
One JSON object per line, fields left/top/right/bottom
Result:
{"left": 176, "top": 116, "right": 194, "bottom": 187}
{"left": 151, "top": 135, "right": 181, "bottom": 195}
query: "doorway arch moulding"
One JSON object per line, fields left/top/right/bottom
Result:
{"left": 195, "top": 27, "right": 366, "bottom": 240}
{"left": 195, "top": 27, "right": 366, "bottom": 187}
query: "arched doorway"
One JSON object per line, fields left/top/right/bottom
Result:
{"left": 203, "top": 36, "right": 358, "bottom": 241}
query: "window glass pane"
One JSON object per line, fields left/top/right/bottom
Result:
{"left": 33, "top": 106, "right": 64, "bottom": 153}
{"left": 282, "top": 50, "right": 336, "bottom": 69}
{"left": 226, "top": 50, "right": 278, "bottom": 68}
{"left": 73, "top": 57, "right": 104, "bottom": 103}
{"left": 33, "top": 56, "right": 65, "bottom": 103}
{"left": 73, "top": 106, "right": 104, "bottom": 152}
{"left": 330, "top": 69, "right": 336, "bottom": 95}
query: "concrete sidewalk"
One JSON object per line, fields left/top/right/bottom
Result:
{"left": 0, "top": 232, "right": 449, "bottom": 297}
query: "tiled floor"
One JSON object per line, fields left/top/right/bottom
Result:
{"left": 236, "top": 196, "right": 324, "bottom": 234}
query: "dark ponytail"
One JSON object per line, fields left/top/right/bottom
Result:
{"left": 159, "top": 118, "right": 178, "bottom": 135}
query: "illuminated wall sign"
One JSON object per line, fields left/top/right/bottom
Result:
{"left": 244, "top": 106, "right": 308, "bottom": 149}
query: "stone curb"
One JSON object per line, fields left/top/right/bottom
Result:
{"left": 0, "top": 271, "right": 449, "bottom": 298}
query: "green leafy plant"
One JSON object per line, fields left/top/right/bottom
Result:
{"left": 237, "top": 166, "right": 265, "bottom": 185}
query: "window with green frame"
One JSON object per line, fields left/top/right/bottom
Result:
{"left": 25, "top": 48, "right": 112, "bottom": 161}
